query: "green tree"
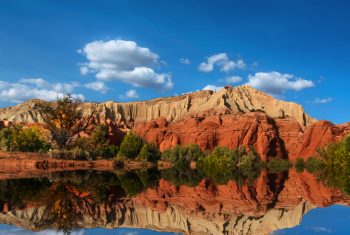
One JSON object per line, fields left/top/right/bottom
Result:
{"left": 294, "top": 157, "right": 305, "bottom": 172}
{"left": 35, "top": 95, "right": 96, "bottom": 149}
{"left": 0, "top": 126, "right": 49, "bottom": 152}
{"left": 137, "top": 143, "right": 160, "bottom": 162}
{"left": 267, "top": 158, "right": 293, "bottom": 173}
{"left": 119, "top": 132, "right": 144, "bottom": 159}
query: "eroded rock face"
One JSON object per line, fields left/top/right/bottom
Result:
{"left": 0, "top": 85, "right": 315, "bottom": 127}
{"left": 133, "top": 112, "right": 350, "bottom": 160}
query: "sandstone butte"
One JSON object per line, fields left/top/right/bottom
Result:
{"left": 0, "top": 170, "right": 349, "bottom": 235}
{"left": 0, "top": 85, "right": 349, "bottom": 160}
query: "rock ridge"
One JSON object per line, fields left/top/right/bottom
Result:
{"left": 0, "top": 85, "right": 315, "bottom": 128}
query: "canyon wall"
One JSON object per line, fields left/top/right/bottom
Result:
{"left": 133, "top": 112, "right": 350, "bottom": 160}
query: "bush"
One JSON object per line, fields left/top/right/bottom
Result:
{"left": 305, "top": 157, "right": 325, "bottom": 173}
{"left": 267, "top": 158, "right": 293, "bottom": 173}
{"left": 237, "top": 151, "right": 265, "bottom": 179}
{"left": 294, "top": 157, "right": 305, "bottom": 172}
{"left": 0, "top": 126, "right": 50, "bottom": 152}
{"left": 161, "top": 144, "right": 204, "bottom": 166}
{"left": 196, "top": 146, "right": 264, "bottom": 184}
{"left": 137, "top": 143, "right": 160, "bottom": 163}
{"left": 119, "top": 132, "right": 144, "bottom": 159}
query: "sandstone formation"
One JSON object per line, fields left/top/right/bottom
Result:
{"left": 133, "top": 112, "right": 350, "bottom": 160}
{"left": 0, "top": 85, "right": 315, "bottom": 127}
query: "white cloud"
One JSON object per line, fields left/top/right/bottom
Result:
{"left": 126, "top": 89, "right": 139, "bottom": 98}
{"left": 221, "top": 75, "right": 242, "bottom": 84}
{"left": 312, "top": 227, "right": 332, "bottom": 233}
{"left": 198, "top": 53, "right": 245, "bottom": 72}
{"left": 247, "top": 71, "right": 314, "bottom": 95}
{"left": 119, "top": 89, "right": 139, "bottom": 100}
{"left": 313, "top": 97, "right": 333, "bottom": 104}
{"left": 79, "top": 39, "right": 173, "bottom": 90}
{"left": 84, "top": 81, "right": 108, "bottom": 93}
{"left": 179, "top": 58, "right": 191, "bottom": 64}
{"left": 0, "top": 78, "right": 84, "bottom": 103}
{"left": 202, "top": 85, "right": 224, "bottom": 92}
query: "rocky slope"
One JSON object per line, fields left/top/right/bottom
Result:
{"left": 0, "top": 85, "right": 315, "bottom": 127}
{"left": 133, "top": 112, "right": 350, "bottom": 160}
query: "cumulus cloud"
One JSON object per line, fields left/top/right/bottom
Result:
{"left": 198, "top": 53, "right": 245, "bottom": 72}
{"left": 0, "top": 78, "right": 84, "bottom": 103}
{"left": 247, "top": 71, "right": 314, "bottom": 95}
{"left": 119, "top": 89, "right": 139, "bottom": 100}
{"left": 179, "top": 58, "right": 191, "bottom": 65}
{"left": 313, "top": 97, "right": 333, "bottom": 104}
{"left": 79, "top": 39, "right": 173, "bottom": 90}
{"left": 84, "top": 81, "right": 108, "bottom": 93}
{"left": 202, "top": 85, "right": 224, "bottom": 92}
{"left": 125, "top": 89, "right": 139, "bottom": 98}
{"left": 220, "top": 75, "right": 242, "bottom": 84}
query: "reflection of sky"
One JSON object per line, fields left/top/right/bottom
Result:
{"left": 0, "top": 226, "right": 180, "bottom": 235}
{"left": 273, "top": 205, "right": 350, "bottom": 235}
{"left": 1, "top": 205, "right": 349, "bottom": 235}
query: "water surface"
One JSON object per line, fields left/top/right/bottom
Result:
{"left": 0, "top": 169, "right": 349, "bottom": 235}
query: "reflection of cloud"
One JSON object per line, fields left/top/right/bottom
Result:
{"left": 124, "top": 232, "right": 139, "bottom": 235}
{"left": 312, "top": 227, "right": 332, "bottom": 233}
{"left": 0, "top": 227, "right": 85, "bottom": 235}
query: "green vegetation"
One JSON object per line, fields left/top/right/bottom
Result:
{"left": 294, "top": 157, "right": 305, "bottom": 172}
{"left": 137, "top": 143, "right": 161, "bottom": 163}
{"left": 267, "top": 158, "right": 293, "bottom": 173}
{"left": 317, "top": 136, "right": 350, "bottom": 195}
{"left": 161, "top": 144, "right": 204, "bottom": 166}
{"left": 35, "top": 94, "right": 96, "bottom": 150}
{"left": 305, "top": 157, "right": 325, "bottom": 173}
{"left": 196, "top": 146, "right": 264, "bottom": 185}
{"left": 0, "top": 125, "right": 50, "bottom": 152}
{"left": 49, "top": 124, "right": 119, "bottom": 160}
{"left": 119, "top": 132, "right": 144, "bottom": 159}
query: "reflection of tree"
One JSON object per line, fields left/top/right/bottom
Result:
{"left": 35, "top": 182, "right": 92, "bottom": 234}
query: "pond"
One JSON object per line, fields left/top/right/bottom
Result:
{"left": 0, "top": 169, "right": 349, "bottom": 235}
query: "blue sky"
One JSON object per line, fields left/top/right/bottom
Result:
{"left": 0, "top": 0, "right": 350, "bottom": 123}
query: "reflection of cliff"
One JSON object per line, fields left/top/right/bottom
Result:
{"left": 0, "top": 200, "right": 313, "bottom": 235}
{"left": 0, "top": 170, "right": 349, "bottom": 235}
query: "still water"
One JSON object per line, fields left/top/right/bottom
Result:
{"left": 0, "top": 169, "right": 349, "bottom": 235}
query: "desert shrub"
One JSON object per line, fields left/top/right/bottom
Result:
{"left": 119, "top": 132, "right": 144, "bottom": 159}
{"left": 294, "top": 157, "right": 305, "bottom": 172}
{"left": 316, "top": 136, "right": 350, "bottom": 195}
{"left": 305, "top": 157, "right": 325, "bottom": 173}
{"left": 71, "top": 124, "right": 119, "bottom": 160}
{"left": 0, "top": 126, "right": 50, "bottom": 152}
{"left": 137, "top": 143, "right": 160, "bottom": 163}
{"left": 267, "top": 158, "right": 293, "bottom": 173}
{"left": 91, "top": 124, "right": 109, "bottom": 146}
{"left": 237, "top": 150, "right": 265, "bottom": 179}
{"left": 161, "top": 144, "right": 204, "bottom": 166}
